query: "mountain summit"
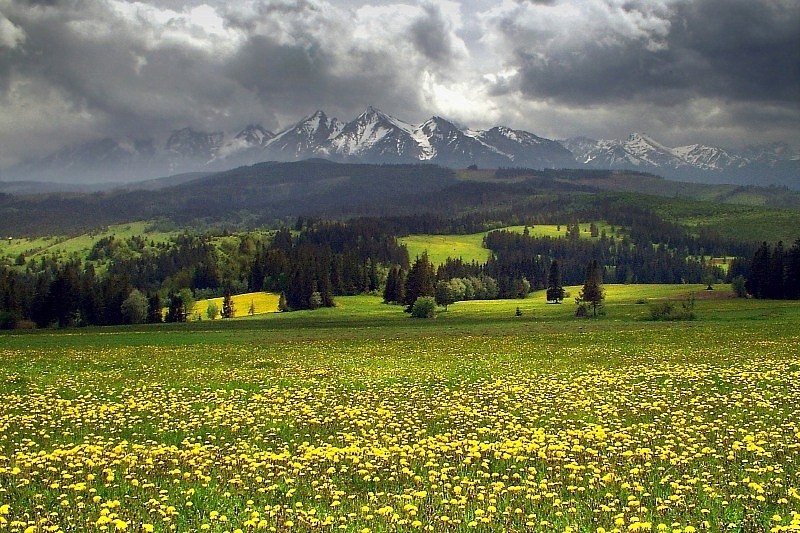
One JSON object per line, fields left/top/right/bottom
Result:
{"left": 563, "top": 133, "right": 798, "bottom": 186}
{"left": 3, "top": 108, "right": 798, "bottom": 188}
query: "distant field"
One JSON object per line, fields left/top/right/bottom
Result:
{"left": 1, "top": 285, "right": 798, "bottom": 532}
{"left": 399, "top": 232, "right": 491, "bottom": 264}
{"left": 400, "top": 223, "right": 621, "bottom": 265}
{"left": 685, "top": 209, "right": 800, "bottom": 244}
{"left": 1, "top": 221, "right": 176, "bottom": 265}
{"left": 635, "top": 196, "right": 800, "bottom": 244}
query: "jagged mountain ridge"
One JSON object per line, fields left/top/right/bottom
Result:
{"left": 563, "top": 133, "right": 799, "bottom": 186}
{"left": 2, "top": 108, "right": 798, "bottom": 188}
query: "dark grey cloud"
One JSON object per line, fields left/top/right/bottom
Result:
{"left": 1, "top": 1, "right": 252, "bottom": 136}
{"left": 410, "top": 4, "right": 454, "bottom": 65}
{"left": 496, "top": 0, "right": 800, "bottom": 107}
{"left": 0, "top": 0, "right": 797, "bottom": 169}
{"left": 226, "top": 32, "right": 424, "bottom": 124}
{"left": 669, "top": 0, "right": 800, "bottom": 103}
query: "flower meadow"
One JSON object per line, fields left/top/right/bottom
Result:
{"left": 1, "top": 319, "right": 799, "bottom": 532}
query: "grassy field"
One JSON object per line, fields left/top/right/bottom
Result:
{"left": 1, "top": 286, "right": 799, "bottom": 532}
{"left": 0, "top": 222, "right": 176, "bottom": 265}
{"left": 631, "top": 196, "right": 800, "bottom": 244}
{"left": 400, "top": 224, "right": 619, "bottom": 266}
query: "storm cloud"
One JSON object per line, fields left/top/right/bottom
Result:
{"left": 0, "top": 0, "right": 797, "bottom": 168}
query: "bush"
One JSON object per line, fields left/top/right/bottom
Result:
{"left": 647, "top": 296, "right": 696, "bottom": 321}
{"left": 410, "top": 297, "right": 436, "bottom": 319}
{"left": 731, "top": 275, "right": 747, "bottom": 298}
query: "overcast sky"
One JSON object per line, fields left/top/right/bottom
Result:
{"left": 0, "top": 0, "right": 798, "bottom": 167}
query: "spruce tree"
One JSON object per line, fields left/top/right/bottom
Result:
{"left": 746, "top": 242, "right": 771, "bottom": 298}
{"left": 383, "top": 265, "right": 399, "bottom": 303}
{"left": 221, "top": 289, "right": 235, "bottom": 319}
{"left": 577, "top": 260, "right": 604, "bottom": 317}
{"left": 767, "top": 241, "right": 785, "bottom": 299}
{"left": 403, "top": 252, "right": 435, "bottom": 309}
{"left": 147, "top": 294, "right": 163, "bottom": 323}
{"left": 785, "top": 239, "right": 800, "bottom": 300}
{"left": 165, "top": 292, "right": 185, "bottom": 323}
{"left": 546, "top": 260, "right": 565, "bottom": 303}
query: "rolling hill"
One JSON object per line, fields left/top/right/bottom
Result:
{"left": 2, "top": 160, "right": 799, "bottom": 244}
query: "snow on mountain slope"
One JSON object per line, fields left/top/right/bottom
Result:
{"left": 3, "top": 108, "right": 798, "bottom": 188}
{"left": 671, "top": 144, "right": 743, "bottom": 170}
{"left": 476, "top": 127, "right": 575, "bottom": 168}
{"left": 265, "top": 110, "right": 342, "bottom": 159}
{"left": 562, "top": 133, "right": 800, "bottom": 187}
{"left": 328, "top": 106, "right": 429, "bottom": 161}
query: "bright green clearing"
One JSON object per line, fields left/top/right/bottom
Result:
{"left": 0, "top": 221, "right": 176, "bottom": 264}
{"left": 399, "top": 232, "right": 492, "bottom": 265}
{"left": 400, "top": 223, "right": 618, "bottom": 265}
{"left": 1, "top": 286, "right": 799, "bottom": 532}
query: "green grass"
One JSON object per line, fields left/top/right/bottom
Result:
{"left": 1, "top": 286, "right": 799, "bottom": 531}
{"left": 400, "top": 223, "right": 621, "bottom": 265}
{"left": 399, "top": 233, "right": 491, "bottom": 265}
{"left": 630, "top": 195, "right": 800, "bottom": 244}
{"left": 0, "top": 221, "right": 177, "bottom": 265}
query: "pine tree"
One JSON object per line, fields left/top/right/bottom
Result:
{"left": 221, "top": 289, "right": 235, "bottom": 319}
{"left": 165, "top": 292, "right": 185, "bottom": 323}
{"left": 147, "top": 293, "right": 163, "bottom": 323}
{"left": 383, "top": 265, "right": 399, "bottom": 303}
{"left": 403, "top": 252, "right": 435, "bottom": 309}
{"left": 383, "top": 265, "right": 406, "bottom": 303}
{"left": 766, "top": 241, "right": 785, "bottom": 299}
{"left": 785, "top": 239, "right": 800, "bottom": 300}
{"left": 746, "top": 242, "right": 771, "bottom": 298}
{"left": 577, "top": 260, "right": 604, "bottom": 317}
{"left": 546, "top": 260, "right": 565, "bottom": 303}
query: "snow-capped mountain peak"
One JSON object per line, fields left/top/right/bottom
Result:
{"left": 235, "top": 125, "right": 274, "bottom": 146}
{"left": 265, "top": 110, "right": 343, "bottom": 158}
{"left": 328, "top": 106, "right": 431, "bottom": 160}
{"left": 4, "top": 109, "right": 797, "bottom": 188}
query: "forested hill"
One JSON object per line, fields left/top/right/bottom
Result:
{"left": 2, "top": 160, "right": 800, "bottom": 242}
{"left": 0, "top": 160, "right": 458, "bottom": 235}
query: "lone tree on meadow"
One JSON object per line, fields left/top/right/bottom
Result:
{"left": 221, "top": 289, "right": 235, "bottom": 319}
{"left": 576, "top": 259, "right": 604, "bottom": 317}
{"left": 546, "top": 260, "right": 565, "bottom": 303}
{"left": 403, "top": 252, "right": 435, "bottom": 310}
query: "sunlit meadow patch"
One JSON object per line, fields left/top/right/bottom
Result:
{"left": 0, "top": 322, "right": 798, "bottom": 532}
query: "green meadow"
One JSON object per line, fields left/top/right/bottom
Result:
{"left": 1, "top": 221, "right": 176, "bottom": 265}
{"left": 399, "top": 223, "right": 617, "bottom": 265}
{"left": 1, "top": 285, "right": 799, "bottom": 532}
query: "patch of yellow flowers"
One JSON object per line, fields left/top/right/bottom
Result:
{"left": 0, "top": 330, "right": 798, "bottom": 531}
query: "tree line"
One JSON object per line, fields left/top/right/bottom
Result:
{"left": 1, "top": 215, "right": 797, "bottom": 329}
{"left": 0, "top": 220, "right": 409, "bottom": 328}
{"left": 741, "top": 240, "right": 800, "bottom": 299}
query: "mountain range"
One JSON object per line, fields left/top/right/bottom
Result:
{"left": 2, "top": 107, "right": 798, "bottom": 189}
